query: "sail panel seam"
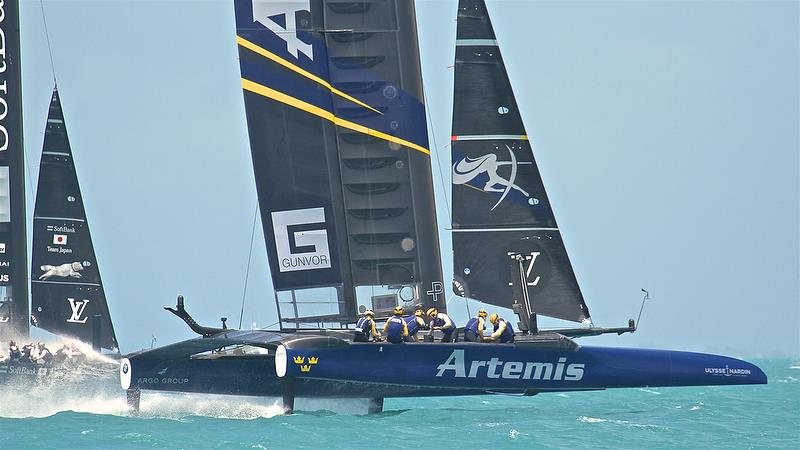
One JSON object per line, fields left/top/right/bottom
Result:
{"left": 32, "top": 280, "right": 101, "bottom": 287}
{"left": 42, "top": 151, "right": 70, "bottom": 157}
{"left": 242, "top": 78, "right": 430, "bottom": 155}
{"left": 452, "top": 134, "right": 528, "bottom": 141}
{"left": 455, "top": 39, "right": 498, "bottom": 46}
{"left": 33, "top": 216, "right": 85, "bottom": 222}
{"left": 453, "top": 228, "right": 560, "bottom": 232}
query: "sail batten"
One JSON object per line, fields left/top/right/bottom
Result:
{"left": 30, "top": 88, "right": 118, "bottom": 350}
{"left": 450, "top": 0, "right": 590, "bottom": 323}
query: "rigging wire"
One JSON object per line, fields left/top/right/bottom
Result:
{"left": 22, "top": 1, "right": 58, "bottom": 246}
{"left": 238, "top": 201, "right": 260, "bottom": 329}
{"left": 39, "top": 0, "right": 58, "bottom": 84}
{"left": 422, "top": 78, "right": 452, "bottom": 224}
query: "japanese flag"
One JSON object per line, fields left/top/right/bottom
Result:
{"left": 53, "top": 234, "right": 68, "bottom": 245}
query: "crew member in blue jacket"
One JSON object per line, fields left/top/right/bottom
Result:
{"left": 403, "top": 309, "right": 427, "bottom": 342}
{"left": 383, "top": 306, "right": 409, "bottom": 344}
{"left": 353, "top": 310, "right": 380, "bottom": 342}
{"left": 427, "top": 308, "right": 456, "bottom": 343}
{"left": 464, "top": 309, "right": 487, "bottom": 342}
{"left": 487, "top": 313, "right": 515, "bottom": 343}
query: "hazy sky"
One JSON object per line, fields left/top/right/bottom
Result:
{"left": 19, "top": 0, "right": 798, "bottom": 357}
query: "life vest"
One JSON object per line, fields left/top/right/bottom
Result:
{"left": 404, "top": 316, "right": 420, "bottom": 335}
{"left": 494, "top": 319, "right": 515, "bottom": 343}
{"left": 385, "top": 316, "right": 407, "bottom": 343}
{"left": 465, "top": 317, "right": 482, "bottom": 334}
{"left": 39, "top": 349, "right": 53, "bottom": 364}
{"left": 354, "top": 316, "right": 374, "bottom": 341}
{"left": 432, "top": 314, "right": 456, "bottom": 338}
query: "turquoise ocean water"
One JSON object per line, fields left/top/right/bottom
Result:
{"left": 1, "top": 359, "right": 798, "bottom": 449}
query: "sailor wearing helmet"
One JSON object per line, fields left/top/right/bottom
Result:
{"left": 353, "top": 310, "right": 381, "bottom": 342}
{"left": 403, "top": 309, "right": 427, "bottom": 342}
{"left": 383, "top": 306, "right": 409, "bottom": 344}
{"left": 426, "top": 308, "right": 456, "bottom": 343}
{"left": 487, "top": 313, "right": 515, "bottom": 343}
{"left": 464, "top": 309, "right": 488, "bottom": 342}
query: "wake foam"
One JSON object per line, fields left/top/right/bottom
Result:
{"left": 134, "top": 393, "right": 285, "bottom": 420}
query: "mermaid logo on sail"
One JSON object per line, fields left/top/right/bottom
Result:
{"left": 452, "top": 145, "right": 539, "bottom": 210}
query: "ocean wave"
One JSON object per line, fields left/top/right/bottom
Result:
{"left": 638, "top": 388, "right": 661, "bottom": 395}
{"left": 477, "top": 421, "right": 509, "bottom": 428}
{"left": 576, "top": 415, "right": 668, "bottom": 431}
{"left": 776, "top": 376, "right": 798, "bottom": 383}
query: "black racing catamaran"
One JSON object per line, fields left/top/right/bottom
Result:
{"left": 0, "top": 85, "right": 119, "bottom": 380}
{"left": 120, "top": 0, "right": 765, "bottom": 413}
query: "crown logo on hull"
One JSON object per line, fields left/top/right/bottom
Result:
{"left": 293, "top": 356, "right": 305, "bottom": 364}
{"left": 308, "top": 357, "right": 319, "bottom": 364}
{"left": 300, "top": 365, "right": 311, "bottom": 373}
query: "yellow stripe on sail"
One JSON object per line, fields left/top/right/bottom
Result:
{"left": 242, "top": 79, "right": 430, "bottom": 156}
{"left": 237, "top": 36, "right": 383, "bottom": 115}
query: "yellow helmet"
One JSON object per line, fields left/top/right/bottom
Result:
{"left": 477, "top": 309, "right": 487, "bottom": 318}
{"left": 414, "top": 309, "right": 423, "bottom": 317}
{"left": 393, "top": 306, "right": 405, "bottom": 315}
{"left": 364, "top": 310, "right": 375, "bottom": 317}
{"left": 426, "top": 308, "right": 438, "bottom": 318}
{"left": 489, "top": 313, "right": 499, "bottom": 324}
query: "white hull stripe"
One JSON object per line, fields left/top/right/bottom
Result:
{"left": 47, "top": 119, "right": 63, "bottom": 124}
{"left": 42, "top": 151, "right": 70, "bottom": 157}
{"left": 453, "top": 228, "right": 560, "bottom": 232}
{"left": 455, "top": 39, "right": 498, "bottom": 46}
{"left": 451, "top": 134, "right": 528, "bottom": 141}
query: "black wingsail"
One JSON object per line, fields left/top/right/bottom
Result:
{"left": 234, "top": 0, "right": 444, "bottom": 325}
{"left": 30, "top": 88, "right": 118, "bottom": 350}
{"left": 0, "top": 0, "right": 30, "bottom": 341}
{"left": 450, "top": 0, "right": 590, "bottom": 323}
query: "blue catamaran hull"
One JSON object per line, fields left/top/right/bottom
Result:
{"left": 121, "top": 336, "right": 766, "bottom": 402}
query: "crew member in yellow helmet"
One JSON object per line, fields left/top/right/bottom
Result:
{"left": 464, "top": 309, "right": 488, "bottom": 342}
{"left": 426, "top": 308, "right": 456, "bottom": 343}
{"left": 383, "top": 306, "right": 409, "bottom": 344}
{"left": 404, "top": 309, "right": 427, "bottom": 342}
{"left": 487, "top": 313, "right": 515, "bottom": 343}
{"left": 353, "top": 310, "right": 380, "bottom": 342}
